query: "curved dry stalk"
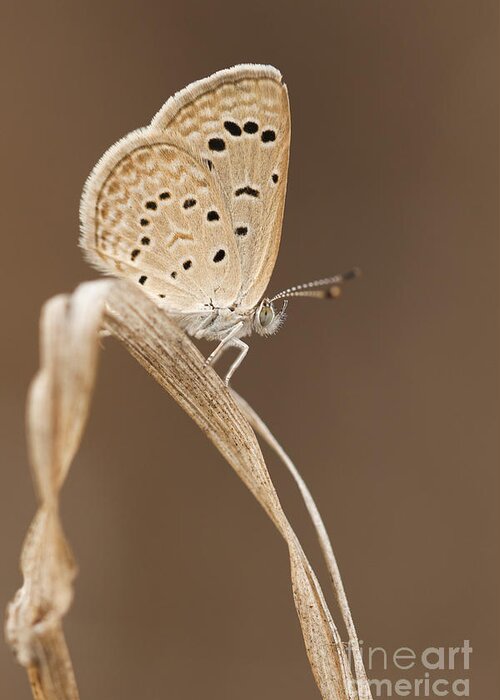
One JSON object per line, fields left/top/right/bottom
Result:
{"left": 6, "top": 278, "right": 371, "bottom": 700}
{"left": 231, "top": 391, "right": 371, "bottom": 700}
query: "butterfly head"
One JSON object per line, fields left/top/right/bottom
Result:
{"left": 253, "top": 299, "right": 288, "bottom": 336}
{"left": 253, "top": 268, "right": 361, "bottom": 338}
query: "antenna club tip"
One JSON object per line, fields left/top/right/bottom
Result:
{"left": 344, "top": 267, "right": 362, "bottom": 281}
{"left": 327, "top": 285, "right": 342, "bottom": 299}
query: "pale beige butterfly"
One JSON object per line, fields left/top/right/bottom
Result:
{"left": 80, "top": 64, "right": 358, "bottom": 384}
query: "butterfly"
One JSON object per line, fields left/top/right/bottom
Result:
{"left": 80, "top": 64, "right": 358, "bottom": 384}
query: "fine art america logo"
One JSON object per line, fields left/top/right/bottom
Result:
{"left": 346, "top": 640, "right": 472, "bottom": 697}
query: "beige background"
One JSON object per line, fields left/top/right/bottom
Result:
{"left": 1, "top": 1, "right": 498, "bottom": 698}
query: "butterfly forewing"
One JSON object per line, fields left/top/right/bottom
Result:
{"left": 151, "top": 65, "right": 291, "bottom": 310}
{"left": 80, "top": 65, "right": 289, "bottom": 315}
{"left": 80, "top": 133, "right": 241, "bottom": 312}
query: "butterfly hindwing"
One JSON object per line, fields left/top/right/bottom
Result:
{"left": 80, "top": 132, "right": 241, "bottom": 312}
{"left": 80, "top": 65, "right": 290, "bottom": 314}
{"left": 151, "top": 64, "right": 291, "bottom": 310}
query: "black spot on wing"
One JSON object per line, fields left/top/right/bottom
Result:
{"left": 243, "top": 121, "right": 258, "bottom": 134}
{"left": 213, "top": 249, "right": 225, "bottom": 263}
{"left": 262, "top": 130, "right": 276, "bottom": 143}
{"left": 235, "top": 186, "right": 259, "bottom": 198}
{"left": 224, "top": 121, "right": 242, "bottom": 136}
{"left": 208, "top": 138, "right": 225, "bottom": 152}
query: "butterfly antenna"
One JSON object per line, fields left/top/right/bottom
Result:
{"left": 270, "top": 267, "right": 361, "bottom": 302}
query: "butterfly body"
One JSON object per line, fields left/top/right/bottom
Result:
{"left": 175, "top": 307, "right": 251, "bottom": 342}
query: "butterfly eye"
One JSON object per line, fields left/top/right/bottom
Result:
{"left": 259, "top": 304, "right": 275, "bottom": 328}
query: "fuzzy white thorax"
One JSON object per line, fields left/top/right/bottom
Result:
{"left": 172, "top": 298, "right": 285, "bottom": 342}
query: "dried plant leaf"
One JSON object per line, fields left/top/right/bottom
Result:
{"left": 231, "top": 391, "right": 372, "bottom": 700}
{"left": 6, "top": 280, "right": 113, "bottom": 699}
{"left": 104, "top": 280, "right": 358, "bottom": 698}
{"left": 6, "top": 278, "right": 372, "bottom": 700}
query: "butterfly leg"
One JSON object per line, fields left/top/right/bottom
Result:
{"left": 205, "top": 322, "right": 249, "bottom": 384}
{"left": 223, "top": 338, "right": 249, "bottom": 386}
{"left": 205, "top": 322, "right": 244, "bottom": 368}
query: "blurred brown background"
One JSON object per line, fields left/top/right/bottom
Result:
{"left": 1, "top": 1, "right": 498, "bottom": 698}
